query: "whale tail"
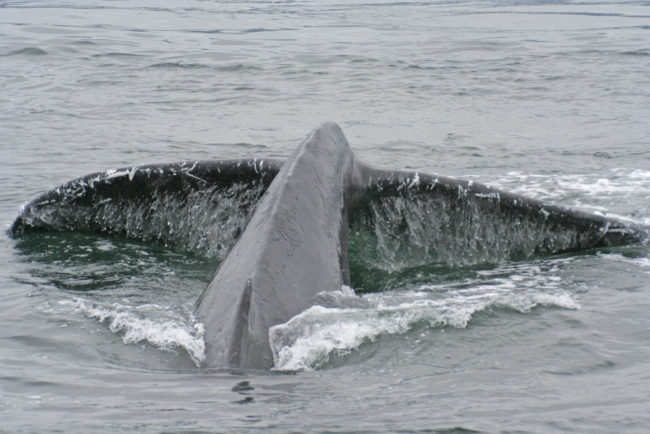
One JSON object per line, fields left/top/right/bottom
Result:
{"left": 10, "top": 122, "right": 649, "bottom": 369}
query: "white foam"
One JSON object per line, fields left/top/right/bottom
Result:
{"left": 269, "top": 275, "right": 579, "bottom": 371}
{"left": 597, "top": 252, "right": 650, "bottom": 269}
{"left": 491, "top": 169, "right": 650, "bottom": 214}
{"left": 61, "top": 298, "right": 205, "bottom": 365}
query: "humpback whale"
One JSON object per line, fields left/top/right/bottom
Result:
{"left": 10, "top": 122, "right": 649, "bottom": 369}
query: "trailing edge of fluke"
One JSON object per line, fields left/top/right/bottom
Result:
{"left": 10, "top": 122, "right": 649, "bottom": 369}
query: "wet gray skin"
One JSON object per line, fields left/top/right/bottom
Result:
{"left": 10, "top": 122, "right": 648, "bottom": 369}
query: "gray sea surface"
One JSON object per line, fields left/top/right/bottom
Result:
{"left": 1, "top": 0, "right": 649, "bottom": 432}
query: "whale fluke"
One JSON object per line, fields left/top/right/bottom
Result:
{"left": 10, "top": 159, "right": 283, "bottom": 259}
{"left": 9, "top": 122, "right": 648, "bottom": 369}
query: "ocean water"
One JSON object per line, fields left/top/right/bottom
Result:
{"left": 1, "top": 0, "right": 649, "bottom": 432}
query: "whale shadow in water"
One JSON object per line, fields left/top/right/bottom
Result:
{"left": 10, "top": 122, "right": 649, "bottom": 370}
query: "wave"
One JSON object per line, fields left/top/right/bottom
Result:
{"left": 60, "top": 298, "right": 206, "bottom": 366}
{"left": 269, "top": 261, "right": 580, "bottom": 371}
{"left": 149, "top": 62, "right": 210, "bottom": 69}
{"left": 2, "top": 47, "right": 47, "bottom": 56}
{"left": 492, "top": 169, "right": 650, "bottom": 210}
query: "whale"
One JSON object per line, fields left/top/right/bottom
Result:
{"left": 10, "top": 122, "right": 649, "bottom": 369}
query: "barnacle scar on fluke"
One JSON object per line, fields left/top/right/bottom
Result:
{"left": 10, "top": 122, "right": 649, "bottom": 369}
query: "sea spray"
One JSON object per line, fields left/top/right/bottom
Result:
{"left": 61, "top": 298, "right": 206, "bottom": 366}
{"left": 270, "top": 264, "right": 580, "bottom": 371}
